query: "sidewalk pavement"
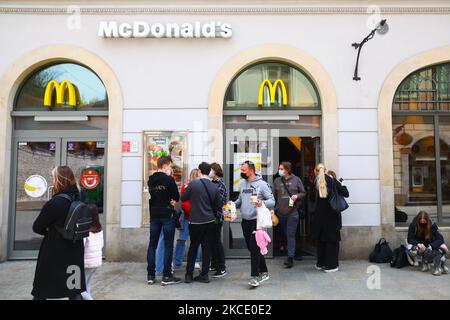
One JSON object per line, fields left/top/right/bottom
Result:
{"left": 1, "top": 258, "right": 449, "bottom": 300}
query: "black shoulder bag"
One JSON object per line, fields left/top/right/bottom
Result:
{"left": 280, "top": 178, "right": 305, "bottom": 219}
{"left": 328, "top": 178, "right": 349, "bottom": 213}
{"left": 200, "top": 179, "right": 220, "bottom": 224}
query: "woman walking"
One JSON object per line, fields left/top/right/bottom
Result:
{"left": 31, "top": 166, "right": 86, "bottom": 300}
{"left": 273, "top": 161, "right": 305, "bottom": 268}
{"left": 309, "top": 164, "right": 349, "bottom": 273}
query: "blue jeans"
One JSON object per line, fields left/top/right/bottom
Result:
{"left": 279, "top": 212, "right": 300, "bottom": 258}
{"left": 147, "top": 218, "right": 176, "bottom": 278}
{"left": 156, "top": 215, "right": 200, "bottom": 271}
{"left": 173, "top": 215, "right": 200, "bottom": 267}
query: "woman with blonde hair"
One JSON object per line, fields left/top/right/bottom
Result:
{"left": 309, "top": 163, "right": 349, "bottom": 272}
{"left": 31, "top": 166, "right": 86, "bottom": 300}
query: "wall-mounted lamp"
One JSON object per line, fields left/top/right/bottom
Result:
{"left": 352, "top": 19, "right": 389, "bottom": 81}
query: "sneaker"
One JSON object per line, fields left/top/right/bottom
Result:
{"left": 323, "top": 267, "right": 339, "bottom": 273}
{"left": 248, "top": 277, "right": 260, "bottom": 288}
{"left": 195, "top": 262, "right": 201, "bottom": 270}
{"left": 209, "top": 266, "right": 218, "bottom": 272}
{"left": 442, "top": 265, "right": 449, "bottom": 274}
{"left": 194, "top": 274, "right": 210, "bottom": 283}
{"left": 432, "top": 267, "right": 442, "bottom": 276}
{"left": 161, "top": 276, "right": 181, "bottom": 286}
{"left": 184, "top": 274, "right": 193, "bottom": 283}
{"left": 314, "top": 265, "right": 324, "bottom": 270}
{"left": 284, "top": 257, "right": 293, "bottom": 268}
{"left": 258, "top": 272, "right": 270, "bottom": 283}
{"left": 213, "top": 269, "right": 227, "bottom": 278}
{"left": 147, "top": 275, "right": 156, "bottom": 285}
{"left": 421, "top": 263, "right": 430, "bottom": 272}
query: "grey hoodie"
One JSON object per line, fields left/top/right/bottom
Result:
{"left": 235, "top": 175, "right": 275, "bottom": 220}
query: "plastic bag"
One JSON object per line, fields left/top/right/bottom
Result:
{"left": 223, "top": 202, "right": 237, "bottom": 222}
{"left": 256, "top": 202, "right": 273, "bottom": 229}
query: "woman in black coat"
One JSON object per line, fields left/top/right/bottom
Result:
{"left": 309, "top": 164, "right": 349, "bottom": 273}
{"left": 31, "top": 166, "right": 86, "bottom": 300}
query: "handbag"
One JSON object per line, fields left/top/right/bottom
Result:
{"left": 369, "top": 238, "right": 393, "bottom": 263}
{"left": 200, "top": 179, "right": 220, "bottom": 223}
{"left": 271, "top": 210, "right": 279, "bottom": 226}
{"left": 328, "top": 178, "right": 349, "bottom": 213}
{"left": 280, "top": 178, "right": 305, "bottom": 219}
{"left": 169, "top": 206, "right": 181, "bottom": 229}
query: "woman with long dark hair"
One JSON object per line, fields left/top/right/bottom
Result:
{"left": 31, "top": 166, "right": 86, "bottom": 300}
{"left": 407, "top": 211, "right": 448, "bottom": 275}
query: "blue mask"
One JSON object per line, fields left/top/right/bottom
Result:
{"left": 278, "top": 169, "right": 285, "bottom": 177}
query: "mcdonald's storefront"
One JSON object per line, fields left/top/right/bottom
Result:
{"left": 1, "top": 1, "right": 450, "bottom": 262}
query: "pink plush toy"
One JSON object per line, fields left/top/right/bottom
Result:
{"left": 254, "top": 229, "right": 271, "bottom": 255}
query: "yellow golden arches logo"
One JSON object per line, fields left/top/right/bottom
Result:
{"left": 257, "top": 79, "right": 288, "bottom": 107}
{"left": 43, "top": 80, "right": 80, "bottom": 107}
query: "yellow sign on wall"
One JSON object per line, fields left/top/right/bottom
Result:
{"left": 43, "top": 80, "right": 80, "bottom": 107}
{"left": 258, "top": 79, "right": 287, "bottom": 107}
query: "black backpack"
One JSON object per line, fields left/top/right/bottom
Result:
{"left": 56, "top": 194, "right": 92, "bottom": 242}
{"left": 390, "top": 245, "right": 410, "bottom": 268}
{"left": 369, "top": 238, "right": 393, "bottom": 263}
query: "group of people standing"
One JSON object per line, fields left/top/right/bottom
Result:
{"left": 146, "top": 158, "right": 228, "bottom": 285}
{"left": 146, "top": 157, "right": 350, "bottom": 288}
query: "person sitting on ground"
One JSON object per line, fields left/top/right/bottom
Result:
{"left": 407, "top": 211, "right": 449, "bottom": 276}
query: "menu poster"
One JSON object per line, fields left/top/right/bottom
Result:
{"left": 233, "top": 153, "right": 262, "bottom": 192}
{"left": 144, "top": 132, "right": 187, "bottom": 189}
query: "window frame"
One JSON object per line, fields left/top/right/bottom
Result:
{"left": 13, "top": 61, "right": 109, "bottom": 114}
{"left": 223, "top": 60, "right": 321, "bottom": 111}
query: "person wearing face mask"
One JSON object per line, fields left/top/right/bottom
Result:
{"left": 407, "top": 211, "right": 449, "bottom": 275}
{"left": 209, "top": 163, "right": 228, "bottom": 277}
{"left": 146, "top": 156, "right": 181, "bottom": 286}
{"left": 230, "top": 161, "right": 275, "bottom": 288}
{"left": 273, "top": 161, "right": 305, "bottom": 268}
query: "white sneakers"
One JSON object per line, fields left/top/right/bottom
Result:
{"left": 248, "top": 272, "right": 270, "bottom": 288}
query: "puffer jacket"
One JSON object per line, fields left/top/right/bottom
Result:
{"left": 84, "top": 231, "right": 104, "bottom": 269}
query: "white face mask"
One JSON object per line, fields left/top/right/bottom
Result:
{"left": 208, "top": 170, "right": 215, "bottom": 179}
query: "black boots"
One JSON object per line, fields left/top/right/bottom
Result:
{"left": 284, "top": 257, "right": 293, "bottom": 268}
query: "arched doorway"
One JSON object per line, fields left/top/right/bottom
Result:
{"left": 222, "top": 60, "right": 322, "bottom": 258}
{"left": 392, "top": 62, "right": 450, "bottom": 226}
{"left": 9, "top": 62, "right": 109, "bottom": 258}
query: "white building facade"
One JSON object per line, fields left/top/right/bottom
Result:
{"left": 1, "top": 0, "right": 450, "bottom": 261}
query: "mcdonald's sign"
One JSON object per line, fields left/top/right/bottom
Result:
{"left": 43, "top": 80, "right": 80, "bottom": 108}
{"left": 258, "top": 79, "right": 287, "bottom": 107}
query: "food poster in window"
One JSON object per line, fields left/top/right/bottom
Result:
{"left": 145, "top": 133, "right": 186, "bottom": 189}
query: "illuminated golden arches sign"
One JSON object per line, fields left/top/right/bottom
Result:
{"left": 257, "top": 79, "right": 288, "bottom": 107}
{"left": 43, "top": 80, "right": 80, "bottom": 107}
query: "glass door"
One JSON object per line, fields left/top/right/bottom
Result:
{"left": 224, "top": 129, "right": 276, "bottom": 258}
{"left": 62, "top": 138, "right": 107, "bottom": 234}
{"left": 10, "top": 139, "right": 60, "bottom": 257}
{"left": 9, "top": 137, "right": 107, "bottom": 259}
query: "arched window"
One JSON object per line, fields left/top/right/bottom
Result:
{"left": 392, "top": 62, "right": 450, "bottom": 226}
{"left": 224, "top": 61, "right": 320, "bottom": 109}
{"left": 14, "top": 62, "right": 108, "bottom": 110}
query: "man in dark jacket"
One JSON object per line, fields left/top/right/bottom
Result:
{"left": 182, "top": 162, "right": 222, "bottom": 284}
{"left": 146, "top": 156, "right": 180, "bottom": 286}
